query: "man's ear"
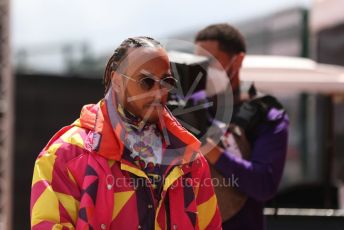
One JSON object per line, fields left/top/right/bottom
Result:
{"left": 111, "top": 71, "right": 121, "bottom": 92}
{"left": 236, "top": 52, "right": 245, "bottom": 68}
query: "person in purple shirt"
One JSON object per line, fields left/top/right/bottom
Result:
{"left": 195, "top": 23, "right": 289, "bottom": 230}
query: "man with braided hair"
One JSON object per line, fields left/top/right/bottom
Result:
{"left": 30, "top": 36, "right": 222, "bottom": 229}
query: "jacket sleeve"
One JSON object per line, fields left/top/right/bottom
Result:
{"left": 30, "top": 141, "right": 81, "bottom": 229}
{"left": 196, "top": 155, "right": 222, "bottom": 230}
{"left": 214, "top": 110, "right": 289, "bottom": 202}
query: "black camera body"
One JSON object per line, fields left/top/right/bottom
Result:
{"left": 167, "top": 51, "right": 210, "bottom": 139}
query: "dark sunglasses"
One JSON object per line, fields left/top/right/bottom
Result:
{"left": 120, "top": 73, "right": 178, "bottom": 91}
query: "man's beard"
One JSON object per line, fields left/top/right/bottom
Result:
{"left": 123, "top": 89, "right": 162, "bottom": 124}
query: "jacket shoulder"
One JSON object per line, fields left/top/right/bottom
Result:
{"left": 38, "top": 125, "right": 92, "bottom": 161}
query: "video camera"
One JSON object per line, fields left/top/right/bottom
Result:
{"left": 167, "top": 51, "right": 210, "bottom": 139}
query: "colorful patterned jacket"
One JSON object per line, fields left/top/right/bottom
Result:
{"left": 30, "top": 98, "right": 222, "bottom": 230}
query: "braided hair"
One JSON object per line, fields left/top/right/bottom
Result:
{"left": 103, "top": 36, "right": 162, "bottom": 93}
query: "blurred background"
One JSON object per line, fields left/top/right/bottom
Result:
{"left": 1, "top": 0, "right": 344, "bottom": 229}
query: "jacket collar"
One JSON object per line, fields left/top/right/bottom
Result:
{"left": 74, "top": 89, "right": 201, "bottom": 169}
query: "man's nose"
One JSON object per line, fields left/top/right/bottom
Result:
{"left": 151, "top": 83, "right": 167, "bottom": 98}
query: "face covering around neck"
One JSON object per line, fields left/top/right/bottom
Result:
{"left": 205, "top": 56, "right": 237, "bottom": 97}
{"left": 205, "top": 67, "right": 230, "bottom": 97}
{"left": 106, "top": 86, "right": 163, "bottom": 170}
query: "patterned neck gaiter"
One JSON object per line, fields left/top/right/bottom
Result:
{"left": 117, "top": 103, "right": 163, "bottom": 172}
{"left": 105, "top": 88, "right": 167, "bottom": 199}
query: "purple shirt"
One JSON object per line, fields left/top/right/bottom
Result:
{"left": 215, "top": 108, "right": 289, "bottom": 230}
